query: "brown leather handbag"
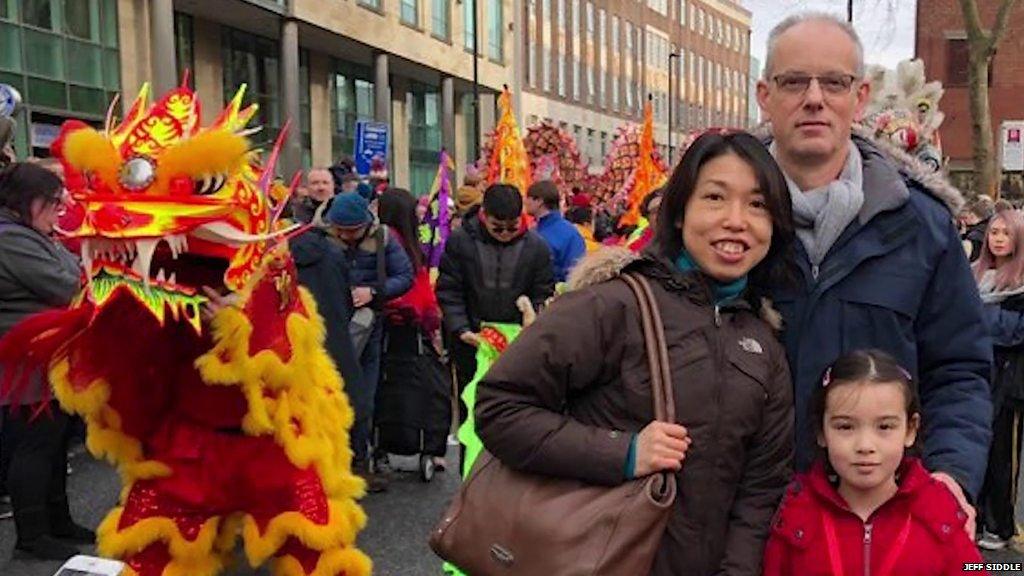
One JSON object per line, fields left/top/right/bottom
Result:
{"left": 429, "top": 272, "right": 677, "bottom": 576}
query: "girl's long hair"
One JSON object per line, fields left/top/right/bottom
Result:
{"left": 972, "top": 210, "right": 1024, "bottom": 291}
{"left": 378, "top": 187, "right": 425, "bottom": 271}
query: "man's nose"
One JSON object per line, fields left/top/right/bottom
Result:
{"left": 802, "top": 79, "right": 825, "bottom": 108}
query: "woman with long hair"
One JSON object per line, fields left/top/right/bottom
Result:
{"left": 973, "top": 209, "right": 1024, "bottom": 551}
{"left": 376, "top": 188, "right": 448, "bottom": 472}
{"left": 0, "top": 162, "right": 92, "bottom": 560}
{"left": 474, "top": 132, "right": 796, "bottom": 574}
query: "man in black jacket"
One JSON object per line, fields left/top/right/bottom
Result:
{"left": 436, "top": 184, "right": 554, "bottom": 424}
{"left": 288, "top": 227, "right": 363, "bottom": 390}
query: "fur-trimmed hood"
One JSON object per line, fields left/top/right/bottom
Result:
{"left": 751, "top": 123, "right": 964, "bottom": 215}
{"left": 567, "top": 246, "right": 784, "bottom": 330}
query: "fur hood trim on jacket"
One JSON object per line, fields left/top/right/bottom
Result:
{"left": 567, "top": 246, "right": 783, "bottom": 330}
{"left": 751, "top": 123, "right": 964, "bottom": 215}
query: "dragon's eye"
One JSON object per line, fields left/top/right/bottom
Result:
{"left": 194, "top": 173, "right": 227, "bottom": 195}
{"left": 120, "top": 157, "right": 156, "bottom": 190}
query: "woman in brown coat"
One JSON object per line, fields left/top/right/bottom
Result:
{"left": 476, "top": 132, "right": 796, "bottom": 576}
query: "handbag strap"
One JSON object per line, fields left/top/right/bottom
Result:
{"left": 621, "top": 273, "right": 676, "bottom": 424}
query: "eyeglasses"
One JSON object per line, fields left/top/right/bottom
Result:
{"left": 487, "top": 222, "right": 519, "bottom": 234}
{"left": 772, "top": 73, "right": 859, "bottom": 96}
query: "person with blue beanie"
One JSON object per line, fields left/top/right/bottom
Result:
{"left": 319, "top": 191, "right": 413, "bottom": 492}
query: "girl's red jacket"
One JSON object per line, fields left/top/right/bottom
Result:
{"left": 763, "top": 457, "right": 987, "bottom": 576}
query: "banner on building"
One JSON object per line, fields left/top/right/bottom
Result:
{"left": 1002, "top": 121, "right": 1024, "bottom": 172}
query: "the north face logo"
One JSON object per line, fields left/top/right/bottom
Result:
{"left": 739, "top": 337, "right": 763, "bottom": 355}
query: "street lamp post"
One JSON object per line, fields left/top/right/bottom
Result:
{"left": 668, "top": 52, "right": 679, "bottom": 162}
{"left": 472, "top": 0, "right": 481, "bottom": 159}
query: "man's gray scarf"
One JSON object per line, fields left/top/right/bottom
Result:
{"left": 773, "top": 142, "right": 865, "bottom": 267}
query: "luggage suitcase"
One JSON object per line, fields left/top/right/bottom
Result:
{"left": 373, "top": 324, "right": 452, "bottom": 481}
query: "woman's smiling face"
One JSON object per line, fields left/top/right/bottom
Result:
{"left": 681, "top": 153, "right": 773, "bottom": 283}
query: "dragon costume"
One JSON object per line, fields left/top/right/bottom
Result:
{"left": 0, "top": 84, "right": 370, "bottom": 576}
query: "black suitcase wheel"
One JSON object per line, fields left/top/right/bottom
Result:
{"left": 420, "top": 455, "right": 435, "bottom": 482}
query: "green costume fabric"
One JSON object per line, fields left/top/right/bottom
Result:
{"left": 443, "top": 322, "right": 523, "bottom": 576}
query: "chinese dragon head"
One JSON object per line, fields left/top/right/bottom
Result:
{"left": 53, "top": 82, "right": 294, "bottom": 333}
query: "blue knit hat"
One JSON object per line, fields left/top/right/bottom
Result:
{"left": 326, "top": 192, "right": 373, "bottom": 228}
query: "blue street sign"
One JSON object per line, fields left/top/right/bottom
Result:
{"left": 354, "top": 120, "right": 389, "bottom": 176}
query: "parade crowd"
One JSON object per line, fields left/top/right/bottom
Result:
{"left": 0, "top": 10, "right": 1022, "bottom": 576}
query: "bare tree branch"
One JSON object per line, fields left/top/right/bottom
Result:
{"left": 958, "top": 0, "right": 986, "bottom": 42}
{"left": 989, "top": 0, "right": 1021, "bottom": 53}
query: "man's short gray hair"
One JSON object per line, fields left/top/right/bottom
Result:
{"left": 763, "top": 12, "right": 865, "bottom": 80}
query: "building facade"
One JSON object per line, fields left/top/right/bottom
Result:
{"left": 915, "top": 0, "right": 1024, "bottom": 193}
{"left": 1, "top": 0, "right": 515, "bottom": 194}
{"left": 519, "top": 0, "right": 751, "bottom": 167}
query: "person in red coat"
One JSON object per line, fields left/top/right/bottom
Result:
{"left": 763, "top": 349, "right": 987, "bottom": 576}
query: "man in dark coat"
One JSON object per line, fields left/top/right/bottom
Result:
{"left": 757, "top": 13, "right": 991, "bottom": 528}
{"left": 436, "top": 184, "right": 554, "bottom": 426}
{"left": 288, "top": 227, "right": 362, "bottom": 391}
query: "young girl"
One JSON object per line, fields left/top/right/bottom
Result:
{"left": 973, "top": 209, "right": 1024, "bottom": 550}
{"left": 763, "top": 350, "right": 985, "bottom": 576}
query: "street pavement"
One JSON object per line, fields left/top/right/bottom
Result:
{"left": 2, "top": 446, "right": 1023, "bottom": 575}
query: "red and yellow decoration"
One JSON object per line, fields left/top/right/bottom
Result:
{"left": 485, "top": 86, "right": 531, "bottom": 196}
{"left": 619, "top": 97, "right": 668, "bottom": 227}
{"left": 0, "top": 83, "right": 369, "bottom": 576}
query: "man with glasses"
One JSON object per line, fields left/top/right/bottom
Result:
{"left": 757, "top": 13, "right": 991, "bottom": 535}
{"left": 436, "top": 184, "right": 554, "bottom": 430}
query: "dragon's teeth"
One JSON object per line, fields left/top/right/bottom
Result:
{"left": 156, "top": 268, "right": 166, "bottom": 283}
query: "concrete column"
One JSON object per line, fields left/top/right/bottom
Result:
{"left": 391, "top": 78, "right": 409, "bottom": 189}
{"left": 280, "top": 18, "right": 302, "bottom": 178}
{"left": 441, "top": 77, "right": 456, "bottom": 155}
{"left": 479, "top": 92, "right": 496, "bottom": 145}
{"left": 309, "top": 52, "right": 333, "bottom": 168}
{"left": 192, "top": 18, "right": 223, "bottom": 112}
{"left": 374, "top": 52, "right": 391, "bottom": 126}
{"left": 149, "top": 0, "right": 177, "bottom": 93}
{"left": 118, "top": 0, "right": 152, "bottom": 99}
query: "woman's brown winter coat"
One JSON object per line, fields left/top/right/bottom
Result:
{"left": 475, "top": 249, "right": 794, "bottom": 576}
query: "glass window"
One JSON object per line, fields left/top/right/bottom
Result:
{"left": 463, "top": 0, "right": 475, "bottom": 50}
{"left": 331, "top": 61, "right": 375, "bottom": 157}
{"left": 0, "top": 0, "right": 12, "bottom": 20}
{"left": 586, "top": 2, "right": 593, "bottom": 103}
{"left": 611, "top": 16, "right": 618, "bottom": 110}
{"left": 0, "top": 22, "right": 21, "bottom": 71}
{"left": 359, "top": 0, "right": 381, "bottom": 10}
{"left": 65, "top": 0, "right": 99, "bottom": 42}
{"left": 28, "top": 77, "right": 66, "bottom": 108}
{"left": 103, "top": 47, "right": 118, "bottom": 90}
{"left": 23, "top": 0, "right": 55, "bottom": 30}
{"left": 487, "top": 0, "right": 503, "bottom": 61}
{"left": 67, "top": 39, "right": 103, "bottom": 87}
{"left": 679, "top": 0, "right": 685, "bottom": 25}
{"left": 624, "top": 22, "right": 633, "bottom": 110}
{"left": 174, "top": 12, "right": 194, "bottom": 85}
{"left": 571, "top": 0, "right": 579, "bottom": 100}
{"left": 25, "top": 29, "right": 63, "bottom": 79}
{"left": 557, "top": 0, "right": 565, "bottom": 96}
{"left": 598, "top": 9, "right": 605, "bottom": 106}
{"left": 541, "top": 0, "right": 550, "bottom": 90}
{"left": 401, "top": 0, "right": 417, "bottom": 26}
{"left": 101, "top": 0, "right": 116, "bottom": 47}
{"left": 431, "top": 0, "right": 449, "bottom": 40}
{"left": 408, "top": 82, "right": 442, "bottom": 195}
{"left": 526, "top": 0, "right": 536, "bottom": 86}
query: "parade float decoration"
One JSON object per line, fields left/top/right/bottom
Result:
{"left": 0, "top": 83, "right": 370, "bottom": 576}
{"left": 484, "top": 87, "right": 531, "bottom": 196}
{"left": 419, "top": 149, "right": 455, "bottom": 273}
{"left": 861, "top": 58, "right": 945, "bottom": 172}
{"left": 618, "top": 97, "right": 669, "bottom": 228}
{"left": 594, "top": 109, "right": 669, "bottom": 210}
{"left": 522, "top": 120, "right": 588, "bottom": 197}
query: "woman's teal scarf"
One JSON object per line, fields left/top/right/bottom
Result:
{"left": 674, "top": 249, "right": 747, "bottom": 306}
